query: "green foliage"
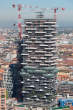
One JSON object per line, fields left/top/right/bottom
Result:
{"left": 6, "top": 90, "right": 8, "bottom": 99}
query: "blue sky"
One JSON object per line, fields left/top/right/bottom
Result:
{"left": 0, "top": 0, "right": 73, "bottom": 27}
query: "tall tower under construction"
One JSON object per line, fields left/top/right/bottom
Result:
{"left": 19, "top": 12, "right": 58, "bottom": 106}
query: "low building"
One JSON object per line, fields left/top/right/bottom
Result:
{"left": 0, "top": 88, "right": 6, "bottom": 110}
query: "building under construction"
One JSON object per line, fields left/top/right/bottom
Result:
{"left": 16, "top": 12, "right": 58, "bottom": 107}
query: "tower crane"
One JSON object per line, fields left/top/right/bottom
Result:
{"left": 12, "top": 4, "right": 65, "bottom": 39}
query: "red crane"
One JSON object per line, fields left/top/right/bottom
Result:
{"left": 12, "top": 4, "right": 40, "bottom": 39}
{"left": 12, "top": 4, "right": 22, "bottom": 40}
{"left": 54, "top": 8, "right": 65, "bottom": 20}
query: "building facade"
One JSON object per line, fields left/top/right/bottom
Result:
{"left": 0, "top": 69, "right": 6, "bottom": 110}
{"left": 18, "top": 13, "right": 58, "bottom": 106}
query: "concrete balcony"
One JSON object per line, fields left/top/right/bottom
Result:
{"left": 25, "top": 47, "right": 37, "bottom": 50}
{"left": 35, "top": 50, "right": 46, "bottom": 53}
{"left": 44, "top": 21, "right": 56, "bottom": 24}
{"left": 44, "top": 54, "right": 53, "bottom": 57}
{"left": 25, "top": 28, "right": 36, "bottom": 30}
{"left": 47, "top": 41, "right": 56, "bottom": 44}
{"left": 40, "top": 57, "right": 46, "bottom": 60}
{"left": 40, "top": 83, "right": 48, "bottom": 86}
{"left": 31, "top": 56, "right": 37, "bottom": 59}
{"left": 31, "top": 76, "right": 36, "bottom": 79}
{"left": 50, "top": 63, "right": 57, "bottom": 65}
{"left": 44, "top": 34, "right": 53, "bottom": 37}
{"left": 51, "top": 31, "right": 57, "bottom": 34}
{"left": 40, "top": 38, "right": 47, "bottom": 40}
{"left": 44, "top": 48, "right": 49, "bottom": 50}
{"left": 51, "top": 56, "right": 58, "bottom": 59}
{"left": 35, "top": 31, "right": 46, "bottom": 34}
{"left": 35, "top": 89, "right": 44, "bottom": 92}
{"left": 48, "top": 47, "right": 55, "bottom": 50}
{"left": 28, "top": 31, "right": 32, "bottom": 33}
{"left": 21, "top": 44, "right": 27, "bottom": 46}
{"left": 20, "top": 72, "right": 27, "bottom": 75}
{"left": 50, "top": 45, "right": 56, "bottom": 47}
{"left": 51, "top": 50, "right": 56, "bottom": 53}
{"left": 45, "top": 93, "right": 51, "bottom": 96}
{"left": 27, "top": 79, "right": 31, "bottom": 81}
{"left": 21, "top": 63, "right": 27, "bottom": 65}
{"left": 31, "top": 37, "right": 37, "bottom": 40}
{"left": 21, "top": 53, "right": 29, "bottom": 56}
{"left": 32, "top": 95, "right": 37, "bottom": 98}
{"left": 44, "top": 87, "right": 48, "bottom": 89}
{"left": 22, "top": 34, "right": 29, "bottom": 37}
{"left": 35, "top": 60, "right": 42, "bottom": 63}
{"left": 45, "top": 61, "right": 50, "bottom": 63}
{"left": 25, "top": 98, "right": 31, "bottom": 100}
{"left": 44, "top": 80, "right": 50, "bottom": 83}
{"left": 35, "top": 79, "right": 40, "bottom": 82}
{"left": 22, "top": 91, "right": 29, "bottom": 94}
{"left": 39, "top": 25, "right": 48, "bottom": 27}
{"left": 40, "top": 44, "right": 48, "bottom": 47}
{"left": 35, "top": 41, "right": 42, "bottom": 44}
{"left": 25, "top": 21, "right": 32, "bottom": 24}
{"left": 26, "top": 60, "right": 32, "bottom": 62}
{"left": 44, "top": 28, "right": 55, "bottom": 31}
{"left": 50, "top": 37, "right": 57, "bottom": 40}
{"left": 41, "top": 77, "right": 45, "bottom": 79}
{"left": 44, "top": 41, "right": 52, "bottom": 44}
{"left": 21, "top": 81, "right": 24, "bottom": 84}
{"left": 27, "top": 85, "right": 35, "bottom": 88}
{"left": 40, "top": 63, "right": 49, "bottom": 66}
{"left": 25, "top": 41, "right": 32, "bottom": 43}
{"left": 51, "top": 25, "right": 56, "bottom": 27}
{"left": 34, "top": 98, "right": 40, "bottom": 101}
{"left": 28, "top": 50, "right": 32, "bottom": 53}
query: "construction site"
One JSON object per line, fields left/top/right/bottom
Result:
{"left": 0, "top": 2, "right": 73, "bottom": 110}
{"left": 10, "top": 4, "right": 64, "bottom": 110}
